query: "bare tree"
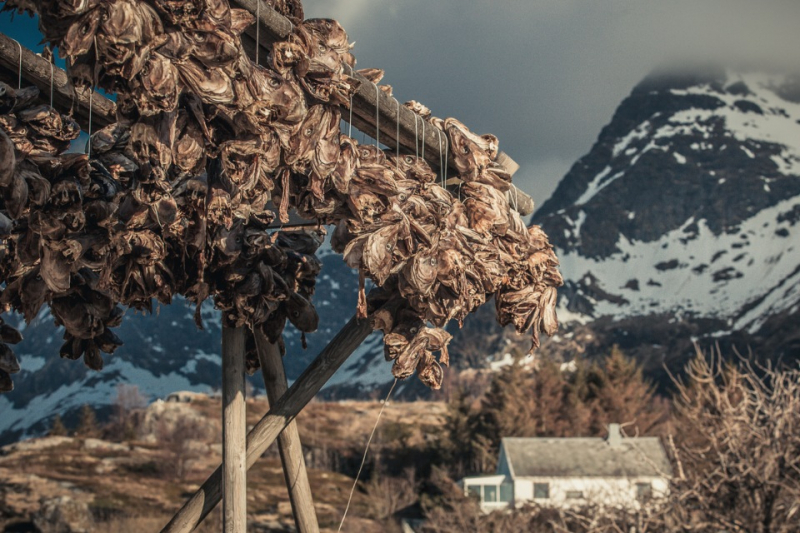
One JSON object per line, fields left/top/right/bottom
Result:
{"left": 669, "top": 345, "right": 800, "bottom": 533}
{"left": 111, "top": 384, "right": 148, "bottom": 441}
{"left": 363, "top": 467, "right": 419, "bottom": 521}
{"left": 156, "top": 416, "right": 212, "bottom": 481}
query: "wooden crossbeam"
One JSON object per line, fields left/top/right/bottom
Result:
{"left": 160, "top": 309, "right": 383, "bottom": 533}
{"left": 0, "top": 33, "right": 115, "bottom": 133}
{"left": 0, "top": 31, "right": 319, "bottom": 228}
{"left": 255, "top": 330, "right": 320, "bottom": 533}
{"left": 232, "top": 0, "right": 535, "bottom": 216}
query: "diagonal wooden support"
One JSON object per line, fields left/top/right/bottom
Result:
{"left": 230, "top": 0, "right": 535, "bottom": 216}
{"left": 254, "top": 329, "right": 320, "bottom": 533}
{"left": 221, "top": 326, "right": 248, "bottom": 533}
{"left": 160, "top": 304, "right": 392, "bottom": 533}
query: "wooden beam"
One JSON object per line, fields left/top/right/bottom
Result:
{"left": 160, "top": 310, "right": 381, "bottom": 533}
{"left": 231, "top": 0, "right": 536, "bottom": 216}
{"left": 222, "top": 326, "right": 247, "bottom": 533}
{"left": 254, "top": 329, "right": 320, "bottom": 533}
{"left": 0, "top": 32, "right": 115, "bottom": 133}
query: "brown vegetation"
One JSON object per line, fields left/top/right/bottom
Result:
{"left": 435, "top": 347, "right": 671, "bottom": 478}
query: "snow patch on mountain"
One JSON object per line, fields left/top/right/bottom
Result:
{"left": 559, "top": 194, "right": 800, "bottom": 329}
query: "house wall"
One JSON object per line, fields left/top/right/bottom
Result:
{"left": 512, "top": 476, "right": 668, "bottom": 509}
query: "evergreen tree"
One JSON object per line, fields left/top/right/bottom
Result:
{"left": 75, "top": 404, "right": 99, "bottom": 437}
{"left": 437, "top": 388, "right": 492, "bottom": 477}
{"left": 48, "top": 414, "right": 67, "bottom": 436}
{"left": 586, "top": 345, "right": 669, "bottom": 436}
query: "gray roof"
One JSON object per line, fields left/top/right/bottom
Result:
{"left": 500, "top": 436, "right": 673, "bottom": 478}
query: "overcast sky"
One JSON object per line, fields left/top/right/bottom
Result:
{"left": 305, "top": 0, "right": 800, "bottom": 207}
{"left": 2, "top": 1, "right": 799, "bottom": 208}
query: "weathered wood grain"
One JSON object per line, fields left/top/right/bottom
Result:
{"left": 160, "top": 312, "right": 377, "bottom": 533}
{"left": 255, "top": 330, "right": 320, "bottom": 533}
{"left": 222, "top": 326, "right": 247, "bottom": 533}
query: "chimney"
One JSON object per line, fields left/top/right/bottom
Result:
{"left": 607, "top": 423, "right": 622, "bottom": 447}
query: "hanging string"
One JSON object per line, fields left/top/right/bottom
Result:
{"left": 421, "top": 119, "right": 425, "bottom": 160}
{"left": 255, "top": 0, "right": 261, "bottom": 64}
{"left": 436, "top": 128, "right": 444, "bottom": 188}
{"left": 395, "top": 99, "right": 400, "bottom": 170}
{"left": 16, "top": 40, "right": 23, "bottom": 90}
{"left": 510, "top": 185, "right": 519, "bottom": 212}
{"left": 348, "top": 94, "right": 353, "bottom": 139}
{"left": 338, "top": 378, "right": 398, "bottom": 533}
{"left": 374, "top": 84, "right": 380, "bottom": 148}
{"left": 49, "top": 61, "right": 54, "bottom": 108}
{"left": 86, "top": 38, "right": 97, "bottom": 158}
{"left": 413, "top": 114, "right": 419, "bottom": 160}
{"left": 443, "top": 131, "right": 449, "bottom": 185}
{"left": 87, "top": 88, "right": 93, "bottom": 157}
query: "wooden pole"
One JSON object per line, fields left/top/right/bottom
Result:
{"left": 161, "top": 310, "right": 383, "bottom": 533}
{"left": 230, "top": 0, "right": 535, "bottom": 216}
{"left": 254, "top": 329, "right": 320, "bottom": 533}
{"left": 222, "top": 326, "right": 247, "bottom": 533}
{"left": 0, "top": 32, "right": 116, "bottom": 132}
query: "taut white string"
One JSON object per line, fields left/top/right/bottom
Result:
{"left": 337, "top": 378, "right": 398, "bottom": 532}
{"left": 374, "top": 83, "right": 380, "bottom": 148}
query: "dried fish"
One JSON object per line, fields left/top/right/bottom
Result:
{"left": 0, "top": 0, "right": 564, "bottom": 392}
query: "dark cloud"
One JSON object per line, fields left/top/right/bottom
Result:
{"left": 304, "top": 0, "right": 800, "bottom": 207}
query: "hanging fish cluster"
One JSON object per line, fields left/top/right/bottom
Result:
{"left": 0, "top": 81, "right": 121, "bottom": 391}
{"left": 0, "top": 0, "right": 563, "bottom": 391}
{"left": 333, "top": 115, "right": 563, "bottom": 389}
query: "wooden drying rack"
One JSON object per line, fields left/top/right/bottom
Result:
{"left": 0, "top": 2, "right": 536, "bottom": 530}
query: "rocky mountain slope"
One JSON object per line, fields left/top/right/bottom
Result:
{"left": 534, "top": 69, "right": 800, "bottom": 377}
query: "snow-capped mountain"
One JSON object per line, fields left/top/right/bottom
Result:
{"left": 535, "top": 69, "right": 800, "bottom": 376}
{"left": 4, "top": 68, "right": 800, "bottom": 443}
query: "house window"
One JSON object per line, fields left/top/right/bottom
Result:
{"left": 499, "top": 483, "right": 513, "bottom": 503}
{"left": 467, "top": 485, "right": 480, "bottom": 499}
{"left": 533, "top": 483, "right": 550, "bottom": 499}
{"left": 636, "top": 482, "right": 652, "bottom": 499}
{"left": 484, "top": 485, "right": 498, "bottom": 502}
{"left": 565, "top": 490, "right": 583, "bottom": 499}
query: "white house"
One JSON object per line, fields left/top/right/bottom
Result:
{"left": 461, "top": 424, "right": 672, "bottom": 512}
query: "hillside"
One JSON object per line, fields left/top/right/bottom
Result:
{"left": 0, "top": 396, "right": 446, "bottom": 532}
